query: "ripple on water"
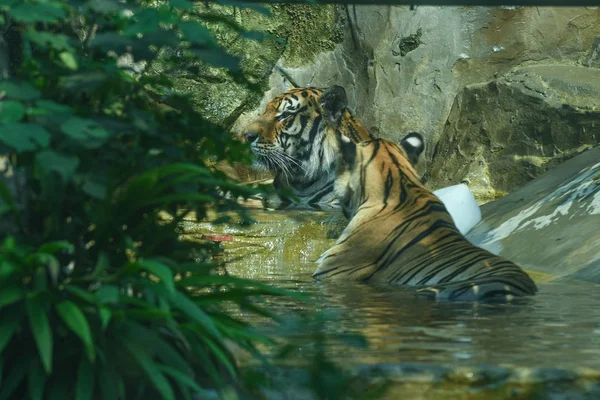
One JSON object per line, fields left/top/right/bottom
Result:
{"left": 186, "top": 210, "right": 600, "bottom": 397}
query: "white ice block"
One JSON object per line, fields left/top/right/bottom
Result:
{"left": 432, "top": 184, "right": 482, "bottom": 236}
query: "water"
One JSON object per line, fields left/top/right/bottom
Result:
{"left": 230, "top": 260, "right": 600, "bottom": 371}
{"left": 182, "top": 210, "right": 600, "bottom": 395}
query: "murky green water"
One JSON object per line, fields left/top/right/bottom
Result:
{"left": 182, "top": 210, "right": 600, "bottom": 398}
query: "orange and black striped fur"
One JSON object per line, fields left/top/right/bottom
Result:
{"left": 242, "top": 86, "right": 376, "bottom": 208}
{"left": 313, "top": 134, "right": 538, "bottom": 302}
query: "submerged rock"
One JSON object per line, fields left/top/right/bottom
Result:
{"left": 425, "top": 65, "right": 600, "bottom": 203}
{"left": 248, "top": 363, "right": 600, "bottom": 400}
{"left": 466, "top": 144, "right": 600, "bottom": 284}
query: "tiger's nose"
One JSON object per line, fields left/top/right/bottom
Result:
{"left": 244, "top": 130, "right": 259, "bottom": 143}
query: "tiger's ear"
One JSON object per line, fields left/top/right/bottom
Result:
{"left": 400, "top": 132, "right": 425, "bottom": 166}
{"left": 336, "top": 131, "right": 356, "bottom": 168}
{"left": 320, "top": 85, "right": 348, "bottom": 127}
{"left": 285, "top": 77, "right": 298, "bottom": 90}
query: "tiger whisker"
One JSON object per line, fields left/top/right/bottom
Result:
{"left": 277, "top": 151, "right": 306, "bottom": 171}
{"left": 266, "top": 153, "right": 292, "bottom": 185}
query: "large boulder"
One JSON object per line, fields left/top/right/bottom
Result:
{"left": 234, "top": 6, "right": 600, "bottom": 179}
{"left": 425, "top": 64, "right": 600, "bottom": 203}
{"left": 466, "top": 144, "right": 600, "bottom": 284}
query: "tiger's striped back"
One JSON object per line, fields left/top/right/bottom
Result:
{"left": 314, "top": 136, "right": 537, "bottom": 302}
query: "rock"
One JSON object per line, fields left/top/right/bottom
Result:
{"left": 425, "top": 64, "right": 600, "bottom": 203}
{"left": 233, "top": 6, "right": 600, "bottom": 181}
{"left": 152, "top": 4, "right": 344, "bottom": 129}
{"left": 466, "top": 145, "right": 600, "bottom": 284}
{"left": 246, "top": 363, "right": 600, "bottom": 400}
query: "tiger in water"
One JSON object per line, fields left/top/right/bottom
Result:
{"left": 242, "top": 85, "right": 423, "bottom": 209}
{"left": 313, "top": 132, "right": 538, "bottom": 302}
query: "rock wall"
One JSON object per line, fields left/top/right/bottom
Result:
{"left": 425, "top": 65, "right": 600, "bottom": 203}
{"left": 232, "top": 5, "right": 600, "bottom": 202}
{"left": 155, "top": 4, "right": 345, "bottom": 127}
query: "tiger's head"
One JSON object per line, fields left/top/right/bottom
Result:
{"left": 334, "top": 132, "right": 425, "bottom": 219}
{"left": 242, "top": 86, "right": 372, "bottom": 185}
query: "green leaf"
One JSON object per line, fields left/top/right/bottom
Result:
{"left": 85, "top": 252, "right": 109, "bottom": 280}
{"left": 82, "top": 180, "right": 107, "bottom": 200}
{"left": 32, "top": 266, "right": 49, "bottom": 292}
{"left": 123, "top": 340, "right": 175, "bottom": 400}
{"left": 34, "top": 100, "right": 72, "bottom": 115}
{"left": 0, "top": 101, "right": 25, "bottom": 123}
{"left": 169, "top": 0, "right": 193, "bottom": 9}
{"left": 96, "top": 285, "right": 119, "bottom": 304}
{"left": 99, "top": 307, "right": 111, "bottom": 330}
{"left": 28, "top": 359, "right": 47, "bottom": 400}
{"left": 188, "top": 48, "right": 241, "bottom": 72}
{"left": 9, "top": 2, "right": 66, "bottom": 23}
{"left": 171, "top": 291, "right": 220, "bottom": 339}
{"left": 158, "top": 364, "right": 203, "bottom": 393}
{"left": 137, "top": 259, "right": 175, "bottom": 295}
{"left": 0, "top": 123, "right": 50, "bottom": 152}
{"left": 25, "top": 31, "right": 74, "bottom": 52}
{"left": 121, "top": 322, "right": 189, "bottom": 374}
{"left": 0, "top": 311, "right": 21, "bottom": 354}
{"left": 36, "top": 150, "right": 80, "bottom": 182}
{"left": 203, "top": 336, "right": 236, "bottom": 378}
{"left": 1, "top": 236, "right": 16, "bottom": 251}
{"left": 0, "top": 260, "right": 16, "bottom": 280}
{"left": 0, "top": 286, "right": 23, "bottom": 308}
{"left": 75, "top": 357, "right": 95, "bottom": 400}
{"left": 0, "top": 204, "right": 13, "bottom": 216}
{"left": 211, "top": 215, "right": 232, "bottom": 225}
{"left": 60, "top": 117, "right": 110, "bottom": 148}
{"left": 184, "top": 336, "right": 222, "bottom": 387}
{"left": 87, "top": 0, "right": 126, "bottom": 13}
{"left": 39, "top": 241, "right": 75, "bottom": 255}
{"left": 56, "top": 300, "right": 96, "bottom": 362}
{"left": 0, "top": 81, "right": 41, "bottom": 100}
{"left": 59, "top": 52, "right": 79, "bottom": 70}
{"left": 64, "top": 285, "right": 96, "bottom": 304}
{"left": 124, "top": 8, "right": 160, "bottom": 36}
{"left": 179, "top": 21, "right": 217, "bottom": 46}
{"left": 26, "top": 297, "right": 53, "bottom": 374}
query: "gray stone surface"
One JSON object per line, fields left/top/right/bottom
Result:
{"left": 234, "top": 6, "right": 600, "bottom": 183}
{"left": 425, "top": 64, "right": 600, "bottom": 203}
{"left": 232, "top": 5, "right": 600, "bottom": 164}
{"left": 466, "top": 145, "right": 600, "bottom": 284}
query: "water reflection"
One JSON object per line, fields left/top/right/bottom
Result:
{"left": 194, "top": 211, "right": 600, "bottom": 372}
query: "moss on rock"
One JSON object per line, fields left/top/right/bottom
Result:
{"left": 270, "top": 4, "right": 345, "bottom": 68}
{"left": 151, "top": 4, "right": 345, "bottom": 128}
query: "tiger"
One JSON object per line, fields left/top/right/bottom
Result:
{"left": 313, "top": 132, "right": 538, "bottom": 302}
{"left": 242, "top": 85, "right": 423, "bottom": 209}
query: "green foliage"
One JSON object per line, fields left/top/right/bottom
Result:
{"left": 0, "top": 0, "right": 289, "bottom": 398}
{"left": 0, "top": 0, "right": 379, "bottom": 398}
{"left": 0, "top": 236, "right": 307, "bottom": 399}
